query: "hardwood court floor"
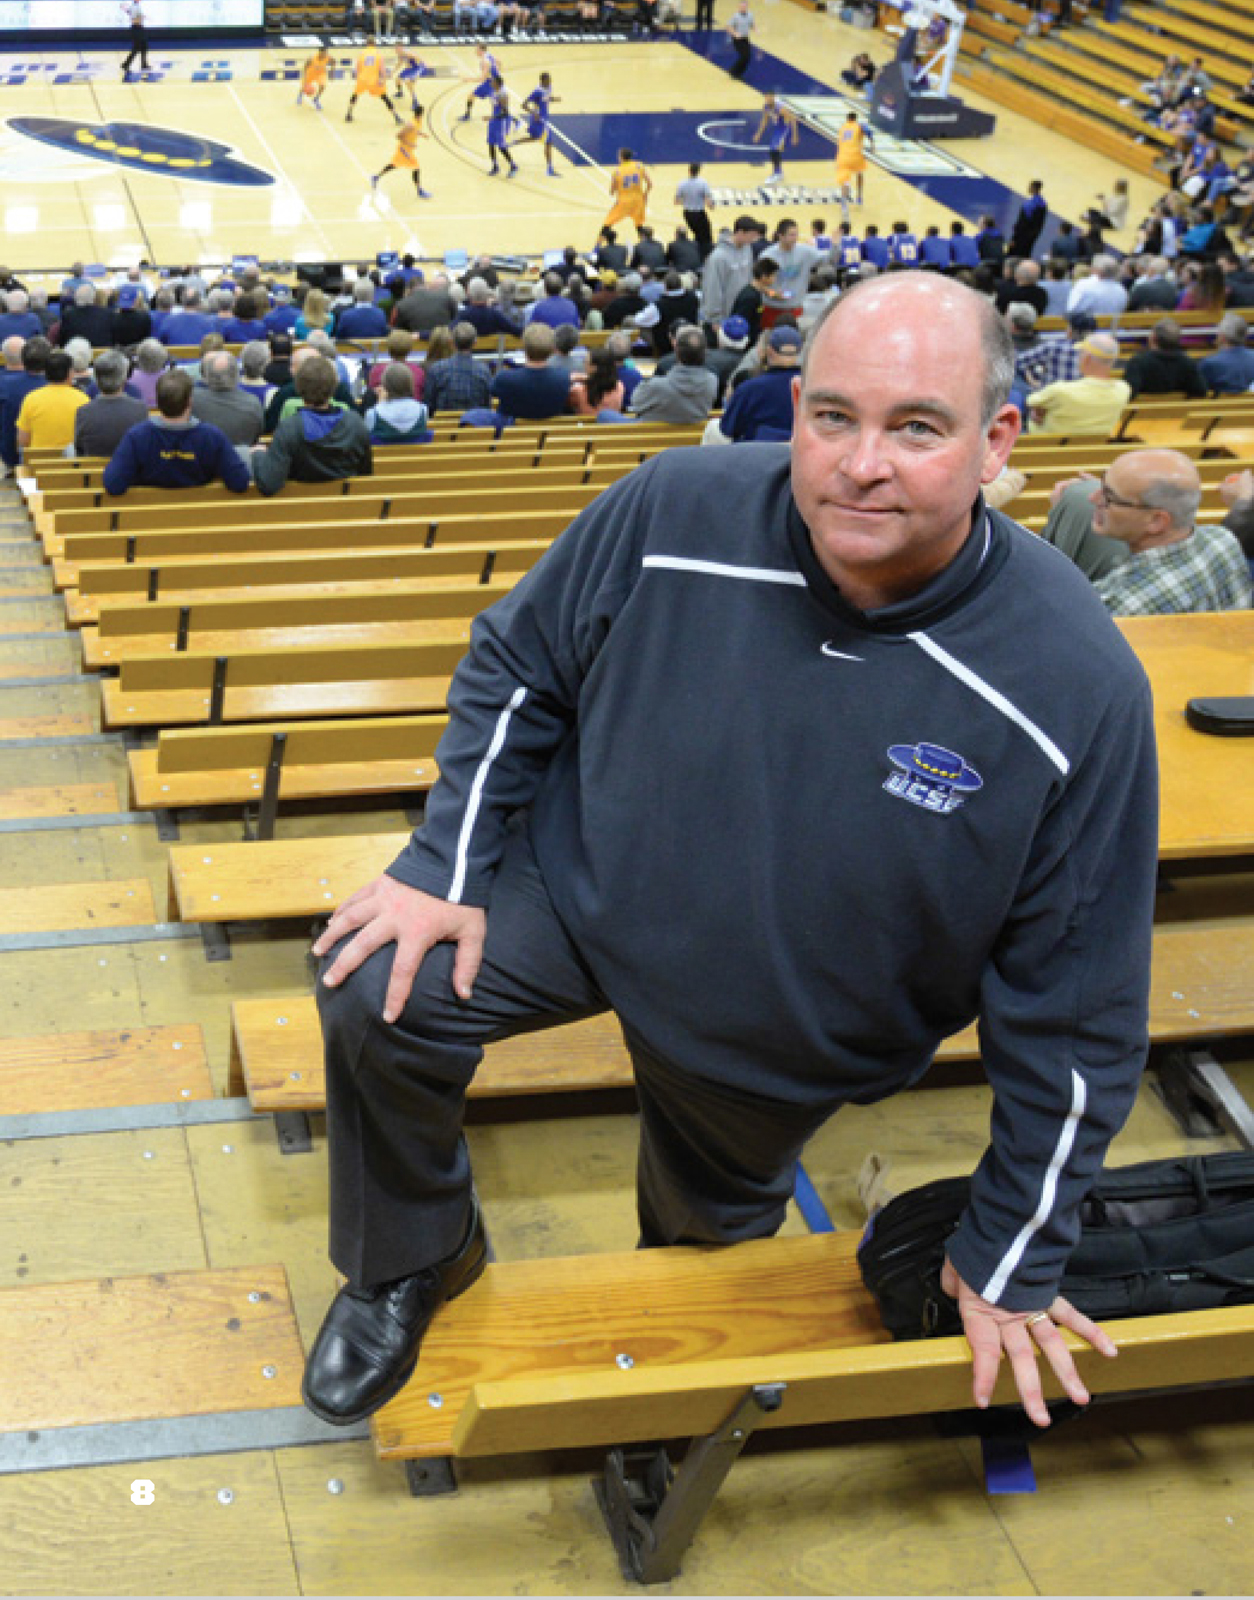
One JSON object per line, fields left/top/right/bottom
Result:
{"left": 0, "top": 6, "right": 1161, "bottom": 273}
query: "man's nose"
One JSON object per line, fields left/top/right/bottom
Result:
{"left": 839, "top": 429, "right": 891, "bottom": 485}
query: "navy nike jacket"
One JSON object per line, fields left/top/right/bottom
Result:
{"left": 386, "top": 444, "right": 1159, "bottom": 1310}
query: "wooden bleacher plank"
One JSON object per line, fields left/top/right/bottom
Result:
{"left": 88, "top": 616, "right": 473, "bottom": 671}
{"left": 230, "top": 917, "right": 1254, "bottom": 1113}
{"left": 129, "top": 713, "right": 446, "bottom": 811}
{"left": 365, "top": 1234, "right": 1254, "bottom": 1460}
{"left": 1123, "top": 3, "right": 1251, "bottom": 74}
{"left": 448, "top": 1300, "right": 1254, "bottom": 1459}
{"left": 0, "top": 1024, "right": 212, "bottom": 1113}
{"left": 168, "top": 832, "right": 410, "bottom": 923}
{"left": 65, "top": 540, "right": 554, "bottom": 620}
{"left": 230, "top": 1002, "right": 631, "bottom": 1105}
{"left": 1119, "top": 613, "right": 1254, "bottom": 861}
{"left": 0, "top": 783, "right": 119, "bottom": 820}
{"left": 0, "top": 879, "right": 157, "bottom": 934}
{"left": 1092, "top": 17, "right": 1248, "bottom": 90}
{"left": 0, "top": 1265, "right": 304, "bottom": 1431}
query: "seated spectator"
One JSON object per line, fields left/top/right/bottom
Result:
{"left": 527, "top": 272, "right": 581, "bottom": 331}
{"left": 56, "top": 284, "right": 114, "bottom": 349}
{"left": 995, "top": 258, "right": 1048, "bottom": 317}
{"left": 799, "top": 264, "right": 839, "bottom": 333}
{"left": 264, "top": 332, "right": 294, "bottom": 390}
{"left": 841, "top": 51, "right": 876, "bottom": 91}
{"left": 222, "top": 292, "right": 268, "bottom": 344}
{"left": 251, "top": 355, "right": 373, "bottom": 496}
{"left": 392, "top": 273, "right": 457, "bottom": 335}
{"left": 629, "top": 324, "right": 717, "bottom": 423}
{"left": 16, "top": 350, "right": 87, "bottom": 458}
{"left": 1200, "top": 312, "right": 1254, "bottom": 395}
{"left": 1175, "top": 258, "right": 1226, "bottom": 312}
{"left": 569, "top": 346, "right": 627, "bottom": 417}
{"left": 490, "top": 323, "right": 571, "bottom": 420}
{"left": 1017, "top": 309, "right": 1097, "bottom": 392}
{"left": 593, "top": 227, "right": 629, "bottom": 274}
{"left": 1127, "top": 256, "right": 1178, "bottom": 311}
{"left": 127, "top": 338, "right": 168, "bottom": 409}
{"left": 102, "top": 368, "right": 249, "bottom": 495}
{"left": 1036, "top": 476, "right": 1129, "bottom": 583}
{"left": 548, "top": 322, "right": 587, "bottom": 380}
{"left": 295, "top": 287, "right": 333, "bottom": 340}
{"left": 459, "top": 277, "right": 521, "bottom": 339}
{"left": 264, "top": 344, "right": 355, "bottom": 432}
{"left": 159, "top": 289, "right": 216, "bottom": 348}
{"left": 334, "top": 279, "right": 389, "bottom": 341}
{"left": 63, "top": 338, "right": 96, "bottom": 391}
{"left": 111, "top": 284, "right": 152, "bottom": 348}
{"left": 949, "top": 221, "right": 980, "bottom": 269}
{"left": 191, "top": 350, "right": 265, "bottom": 446}
{"left": 264, "top": 285, "right": 300, "bottom": 336}
{"left": 603, "top": 272, "right": 646, "bottom": 329}
{"left": 424, "top": 322, "right": 492, "bottom": 415}
{"left": 1122, "top": 318, "right": 1205, "bottom": 398}
{"left": 367, "top": 329, "right": 427, "bottom": 398}
{"left": 1087, "top": 449, "right": 1252, "bottom": 614}
{"left": 1067, "top": 253, "right": 1127, "bottom": 317}
{"left": 239, "top": 341, "right": 275, "bottom": 408}
{"left": 667, "top": 226, "right": 702, "bottom": 274}
{"left": 654, "top": 270, "right": 700, "bottom": 354}
{"left": 716, "top": 322, "right": 801, "bottom": 441}
{"left": 631, "top": 225, "right": 668, "bottom": 273}
{"left": 1029, "top": 333, "right": 1130, "bottom": 434}
{"left": 604, "top": 330, "right": 643, "bottom": 406}
{"left": 0, "top": 291, "right": 43, "bottom": 343}
{"left": 0, "top": 335, "right": 48, "bottom": 473}
{"left": 364, "top": 363, "right": 432, "bottom": 444}
{"left": 71, "top": 350, "right": 149, "bottom": 459}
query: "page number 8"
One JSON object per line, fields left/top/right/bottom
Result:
{"left": 130, "top": 1479, "right": 156, "bottom": 1505}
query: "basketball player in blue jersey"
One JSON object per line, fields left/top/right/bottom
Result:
{"left": 392, "top": 43, "right": 433, "bottom": 116}
{"left": 461, "top": 42, "right": 501, "bottom": 121}
{"left": 751, "top": 92, "right": 798, "bottom": 186}
{"left": 512, "top": 72, "right": 560, "bottom": 177}
{"left": 486, "top": 77, "right": 519, "bottom": 177}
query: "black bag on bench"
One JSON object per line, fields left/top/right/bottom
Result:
{"left": 857, "top": 1152, "right": 1254, "bottom": 1340}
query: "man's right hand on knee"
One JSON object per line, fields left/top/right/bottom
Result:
{"left": 313, "top": 876, "right": 487, "bottom": 1021}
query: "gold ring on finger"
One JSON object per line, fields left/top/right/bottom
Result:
{"left": 1025, "top": 1311, "right": 1050, "bottom": 1329}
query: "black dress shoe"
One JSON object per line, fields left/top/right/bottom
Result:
{"left": 302, "top": 1197, "right": 488, "bottom": 1425}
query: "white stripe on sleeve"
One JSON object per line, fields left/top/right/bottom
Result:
{"left": 980, "top": 1067, "right": 1088, "bottom": 1304}
{"left": 448, "top": 685, "right": 528, "bottom": 904}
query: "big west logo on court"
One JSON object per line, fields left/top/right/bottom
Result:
{"left": 7, "top": 117, "right": 273, "bottom": 187}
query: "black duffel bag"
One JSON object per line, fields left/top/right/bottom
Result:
{"left": 857, "top": 1152, "right": 1254, "bottom": 1341}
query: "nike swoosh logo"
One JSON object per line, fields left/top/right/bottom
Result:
{"left": 820, "top": 643, "right": 864, "bottom": 662}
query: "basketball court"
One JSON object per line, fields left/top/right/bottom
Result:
{"left": 0, "top": 6, "right": 1160, "bottom": 276}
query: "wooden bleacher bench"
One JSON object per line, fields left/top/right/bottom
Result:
{"left": 0, "top": 1024, "right": 212, "bottom": 1113}
{"left": 229, "top": 917, "right": 1254, "bottom": 1119}
{"left": 364, "top": 1235, "right": 1254, "bottom": 1580}
{"left": 82, "top": 577, "right": 519, "bottom": 668}
{"left": 129, "top": 714, "right": 447, "bottom": 827}
{"left": 50, "top": 506, "right": 587, "bottom": 589}
{"left": 0, "top": 782, "right": 120, "bottom": 820}
{"left": 65, "top": 540, "right": 553, "bottom": 624}
{"left": 0, "top": 879, "right": 158, "bottom": 935}
{"left": 102, "top": 638, "right": 467, "bottom": 729}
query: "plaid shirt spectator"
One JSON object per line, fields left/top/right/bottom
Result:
{"left": 1016, "top": 333, "right": 1082, "bottom": 392}
{"left": 423, "top": 353, "right": 492, "bottom": 416}
{"left": 1094, "top": 524, "right": 1252, "bottom": 615}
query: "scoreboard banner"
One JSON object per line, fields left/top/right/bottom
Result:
{"left": 0, "top": 1, "right": 264, "bottom": 29}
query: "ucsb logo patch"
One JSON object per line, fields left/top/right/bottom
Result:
{"left": 884, "top": 742, "right": 982, "bottom": 815}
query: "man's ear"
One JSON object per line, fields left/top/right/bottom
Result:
{"left": 981, "top": 401, "right": 1021, "bottom": 484}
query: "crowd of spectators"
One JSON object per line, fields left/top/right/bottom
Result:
{"left": 0, "top": 195, "right": 1250, "bottom": 491}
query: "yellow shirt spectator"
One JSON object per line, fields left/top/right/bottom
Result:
{"left": 1028, "top": 374, "right": 1131, "bottom": 437}
{"left": 16, "top": 379, "right": 88, "bottom": 453}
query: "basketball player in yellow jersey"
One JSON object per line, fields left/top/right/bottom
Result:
{"left": 833, "top": 110, "right": 871, "bottom": 208}
{"left": 297, "top": 46, "right": 331, "bottom": 111}
{"left": 345, "top": 38, "right": 403, "bottom": 124}
{"left": 602, "top": 147, "right": 652, "bottom": 238}
{"left": 370, "top": 106, "right": 432, "bottom": 200}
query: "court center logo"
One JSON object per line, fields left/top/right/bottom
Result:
{"left": 7, "top": 117, "right": 274, "bottom": 187}
{"left": 884, "top": 742, "right": 982, "bottom": 815}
